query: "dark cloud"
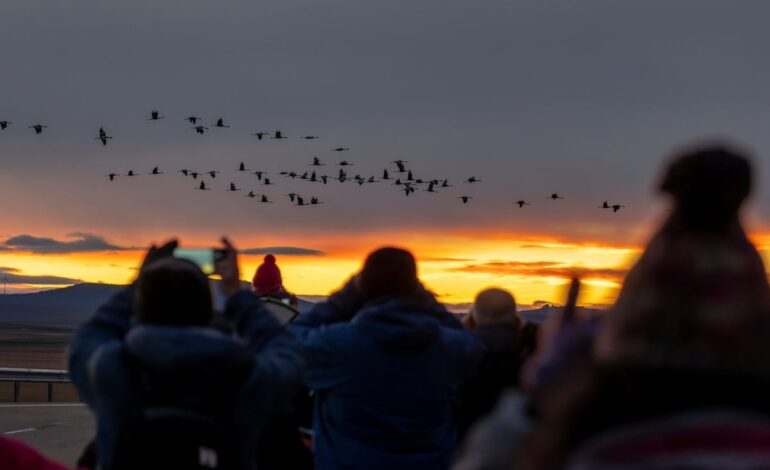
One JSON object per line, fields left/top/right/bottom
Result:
{"left": 241, "top": 246, "right": 324, "bottom": 256}
{"left": 0, "top": 267, "right": 82, "bottom": 285}
{"left": 454, "top": 260, "right": 627, "bottom": 282}
{"left": 1, "top": 233, "right": 134, "bottom": 254}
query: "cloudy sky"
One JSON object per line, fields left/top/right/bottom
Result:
{"left": 1, "top": 0, "right": 769, "bottom": 304}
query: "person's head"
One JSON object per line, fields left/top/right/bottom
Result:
{"left": 470, "top": 287, "right": 519, "bottom": 329}
{"left": 253, "top": 254, "right": 283, "bottom": 295}
{"left": 660, "top": 143, "right": 752, "bottom": 231}
{"left": 359, "top": 247, "right": 420, "bottom": 301}
{"left": 134, "top": 257, "right": 213, "bottom": 326}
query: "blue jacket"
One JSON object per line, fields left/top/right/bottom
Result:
{"left": 290, "top": 281, "right": 485, "bottom": 470}
{"left": 68, "top": 287, "right": 302, "bottom": 470}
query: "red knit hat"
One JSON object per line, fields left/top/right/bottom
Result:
{"left": 253, "top": 254, "right": 283, "bottom": 295}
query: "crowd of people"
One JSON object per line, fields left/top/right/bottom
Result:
{"left": 3, "top": 142, "right": 770, "bottom": 469}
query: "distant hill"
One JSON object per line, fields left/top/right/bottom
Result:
{"left": 0, "top": 283, "right": 315, "bottom": 329}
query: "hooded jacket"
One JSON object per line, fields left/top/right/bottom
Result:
{"left": 68, "top": 287, "right": 302, "bottom": 470}
{"left": 289, "top": 280, "right": 485, "bottom": 470}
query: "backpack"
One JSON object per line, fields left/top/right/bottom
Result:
{"left": 110, "top": 407, "right": 236, "bottom": 470}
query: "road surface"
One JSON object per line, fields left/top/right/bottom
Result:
{"left": 0, "top": 403, "right": 94, "bottom": 467}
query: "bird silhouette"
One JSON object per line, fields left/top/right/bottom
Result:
{"left": 403, "top": 185, "right": 416, "bottom": 196}
{"left": 192, "top": 125, "right": 208, "bottom": 135}
{"left": 263, "top": 178, "right": 274, "bottom": 185}
{"left": 337, "top": 169, "right": 348, "bottom": 183}
{"left": 287, "top": 193, "right": 298, "bottom": 203}
{"left": 258, "top": 195, "right": 273, "bottom": 204}
{"left": 272, "top": 130, "right": 287, "bottom": 139}
{"left": 332, "top": 147, "right": 350, "bottom": 152}
{"left": 207, "top": 170, "right": 220, "bottom": 178}
{"left": 252, "top": 170, "right": 266, "bottom": 181}
{"left": 148, "top": 110, "right": 164, "bottom": 121}
{"left": 337, "top": 160, "right": 353, "bottom": 166}
{"left": 303, "top": 135, "right": 319, "bottom": 140}
{"left": 149, "top": 167, "right": 163, "bottom": 175}
{"left": 425, "top": 182, "right": 438, "bottom": 193}
{"left": 599, "top": 201, "right": 610, "bottom": 209}
{"left": 311, "top": 157, "right": 324, "bottom": 166}
{"left": 95, "top": 127, "right": 112, "bottom": 146}
{"left": 0, "top": 121, "right": 12, "bottom": 130}
{"left": 245, "top": 190, "right": 257, "bottom": 198}
{"left": 382, "top": 169, "right": 391, "bottom": 180}
{"left": 407, "top": 171, "right": 414, "bottom": 182}
{"left": 310, "top": 197, "right": 323, "bottom": 205}
{"left": 465, "top": 176, "right": 481, "bottom": 184}
{"left": 393, "top": 160, "right": 408, "bottom": 173}
{"left": 178, "top": 169, "right": 190, "bottom": 176}
{"left": 29, "top": 124, "right": 47, "bottom": 134}
{"left": 237, "top": 162, "right": 248, "bottom": 172}
{"left": 228, "top": 182, "right": 240, "bottom": 192}
{"left": 296, "top": 196, "right": 306, "bottom": 206}
{"left": 515, "top": 200, "right": 530, "bottom": 208}
{"left": 197, "top": 181, "right": 211, "bottom": 191}
{"left": 212, "top": 118, "right": 229, "bottom": 128}
{"left": 459, "top": 196, "right": 472, "bottom": 204}
{"left": 548, "top": 193, "right": 564, "bottom": 200}
{"left": 126, "top": 170, "right": 138, "bottom": 177}
{"left": 186, "top": 116, "right": 201, "bottom": 124}
{"left": 106, "top": 173, "right": 119, "bottom": 181}
{"left": 441, "top": 179, "right": 452, "bottom": 188}
{"left": 612, "top": 204, "right": 624, "bottom": 213}
{"left": 190, "top": 171, "right": 201, "bottom": 179}
{"left": 310, "top": 171, "right": 318, "bottom": 183}
{"left": 252, "top": 131, "right": 270, "bottom": 140}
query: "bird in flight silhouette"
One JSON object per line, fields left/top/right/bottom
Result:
{"left": 212, "top": 118, "right": 229, "bottom": 128}
{"left": 303, "top": 135, "right": 319, "bottom": 140}
{"left": 258, "top": 195, "right": 273, "bottom": 204}
{"left": 252, "top": 131, "right": 270, "bottom": 140}
{"left": 337, "top": 160, "right": 353, "bottom": 166}
{"left": 262, "top": 178, "right": 274, "bottom": 185}
{"left": 286, "top": 193, "right": 298, "bottom": 203}
{"left": 190, "top": 171, "right": 201, "bottom": 179}
{"left": 0, "top": 121, "right": 11, "bottom": 130}
{"left": 29, "top": 124, "right": 47, "bottom": 134}
{"left": 192, "top": 125, "right": 208, "bottom": 135}
{"left": 599, "top": 201, "right": 610, "bottom": 209}
{"left": 272, "top": 130, "right": 287, "bottom": 140}
{"left": 237, "top": 162, "right": 248, "bottom": 172}
{"left": 207, "top": 171, "right": 220, "bottom": 178}
{"left": 611, "top": 204, "right": 624, "bottom": 213}
{"left": 459, "top": 196, "right": 472, "bottom": 204}
{"left": 148, "top": 110, "right": 163, "bottom": 121}
{"left": 252, "top": 170, "right": 266, "bottom": 181}
{"left": 197, "top": 181, "right": 211, "bottom": 191}
{"left": 149, "top": 167, "right": 163, "bottom": 175}
{"left": 95, "top": 127, "right": 112, "bottom": 146}
{"left": 310, "top": 197, "right": 323, "bottom": 205}
{"left": 392, "top": 160, "right": 408, "bottom": 173}
{"left": 126, "top": 170, "right": 138, "bottom": 177}
{"left": 178, "top": 169, "right": 190, "bottom": 176}
{"left": 515, "top": 200, "right": 530, "bottom": 208}
{"left": 106, "top": 173, "right": 119, "bottom": 182}
{"left": 465, "top": 176, "right": 481, "bottom": 184}
{"left": 311, "top": 157, "right": 324, "bottom": 166}
{"left": 548, "top": 193, "right": 564, "bottom": 200}
{"left": 382, "top": 169, "right": 391, "bottom": 180}
{"left": 333, "top": 147, "right": 350, "bottom": 152}
{"left": 186, "top": 116, "right": 201, "bottom": 124}
{"left": 246, "top": 190, "right": 257, "bottom": 198}
{"left": 228, "top": 182, "right": 240, "bottom": 192}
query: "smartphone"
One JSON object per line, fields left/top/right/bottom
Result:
{"left": 173, "top": 248, "right": 227, "bottom": 275}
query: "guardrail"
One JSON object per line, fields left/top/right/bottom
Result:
{"left": 0, "top": 367, "right": 70, "bottom": 402}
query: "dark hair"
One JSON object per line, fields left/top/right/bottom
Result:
{"left": 359, "top": 247, "right": 420, "bottom": 301}
{"left": 660, "top": 143, "right": 752, "bottom": 231}
{"left": 134, "top": 258, "right": 213, "bottom": 326}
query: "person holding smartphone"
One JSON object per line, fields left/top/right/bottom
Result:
{"left": 68, "top": 238, "right": 302, "bottom": 470}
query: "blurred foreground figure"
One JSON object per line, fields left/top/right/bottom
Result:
{"left": 455, "top": 143, "right": 770, "bottom": 470}
{"left": 68, "top": 239, "right": 302, "bottom": 470}
{"left": 252, "top": 254, "right": 298, "bottom": 308}
{"left": 456, "top": 288, "right": 535, "bottom": 437}
{"left": 290, "top": 247, "right": 484, "bottom": 470}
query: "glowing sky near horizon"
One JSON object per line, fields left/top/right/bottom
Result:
{"left": 2, "top": 1, "right": 770, "bottom": 304}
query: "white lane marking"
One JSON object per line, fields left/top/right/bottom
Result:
{"left": 0, "top": 403, "right": 85, "bottom": 408}
{"left": 4, "top": 427, "right": 36, "bottom": 435}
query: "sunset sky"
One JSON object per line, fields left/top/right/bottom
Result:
{"left": 1, "top": 1, "right": 770, "bottom": 306}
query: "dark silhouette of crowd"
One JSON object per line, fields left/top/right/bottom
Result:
{"left": 4, "top": 141, "right": 770, "bottom": 469}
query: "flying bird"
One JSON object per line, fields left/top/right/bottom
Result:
{"left": 272, "top": 130, "right": 287, "bottom": 139}
{"left": 258, "top": 195, "right": 273, "bottom": 204}
{"left": 465, "top": 176, "right": 481, "bottom": 184}
{"left": 148, "top": 110, "right": 163, "bottom": 121}
{"left": 286, "top": 193, "right": 298, "bottom": 202}
{"left": 227, "top": 182, "right": 240, "bottom": 192}
{"left": 106, "top": 173, "right": 119, "bottom": 181}
{"left": 548, "top": 193, "right": 564, "bottom": 200}
{"left": 515, "top": 200, "right": 530, "bottom": 208}
{"left": 212, "top": 118, "right": 229, "bottom": 128}
{"left": 178, "top": 169, "right": 190, "bottom": 176}
{"left": 29, "top": 124, "right": 47, "bottom": 134}
{"left": 392, "top": 160, "right": 408, "bottom": 173}
{"left": 252, "top": 132, "right": 270, "bottom": 140}
{"left": 245, "top": 190, "right": 257, "bottom": 198}
{"left": 237, "top": 162, "right": 248, "bottom": 172}
{"left": 311, "top": 157, "right": 324, "bottom": 166}
{"left": 303, "top": 135, "right": 319, "bottom": 140}
{"left": 599, "top": 201, "right": 610, "bottom": 209}
{"left": 332, "top": 147, "right": 350, "bottom": 152}
{"left": 95, "top": 127, "right": 112, "bottom": 146}
{"left": 126, "top": 170, "right": 139, "bottom": 177}
{"left": 263, "top": 178, "right": 274, "bottom": 185}
{"left": 196, "top": 181, "right": 211, "bottom": 191}
{"left": 459, "top": 196, "right": 472, "bottom": 204}
{"left": 186, "top": 116, "right": 201, "bottom": 124}
{"left": 337, "top": 160, "right": 353, "bottom": 166}
{"left": 253, "top": 170, "right": 266, "bottom": 181}
{"left": 207, "top": 171, "right": 220, "bottom": 178}
{"left": 382, "top": 169, "right": 391, "bottom": 180}
{"left": 0, "top": 121, "right": 12, "bottom": 130}
{"left": 192, "top": 125, "right": 208, "bottom": 134}
{"left": 190, "top": 171, "right": 200, "bottom": 179}
{"left": 612, "top": 204, "right": 625, "bottom": 213}
{"left": 149, "top": 167, "right": 163, "bottom": 175}
{"left": 310, "top": 197, "right": 323, "bottom": 205}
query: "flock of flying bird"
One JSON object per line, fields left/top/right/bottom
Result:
{"left": 0, "top": 112, "right": 626, "bottom": 211}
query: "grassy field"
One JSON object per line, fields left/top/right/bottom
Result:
{"left": 0, "top": 324, "right": 80, "bottom": 402}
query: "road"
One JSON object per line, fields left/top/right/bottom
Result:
{"left": 0, "top": 403, "right": 94, "bottom": 467}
